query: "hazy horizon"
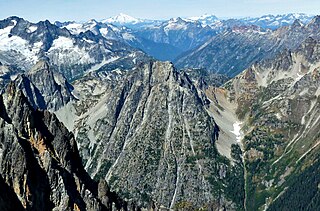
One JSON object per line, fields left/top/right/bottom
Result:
{"left": 0, "top": 0, "right": 319, "bottom": 22}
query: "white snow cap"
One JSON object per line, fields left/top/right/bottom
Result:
{"left": 102, "top": 13, "right": 142, "bottom": 24}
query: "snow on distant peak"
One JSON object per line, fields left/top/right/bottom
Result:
{"left": 164, "top": 18, "right": 188, "bottom": 33}
{"left": 102, "top": 13, "right": 142, "bottom": 24}
{"left": 27, "top": 25, "right": 38, "bottom": 33}
{"left": 188, "top": 14, "right": 218, "bottom": 21}
{"left": 0, "top": 19, "right": 39, "bottom": 63}
{"left": 185, "top": 14, "right": 220, "bottom": 27}
{"left": 243, "top": 13, "right": 314, "bottom": 29}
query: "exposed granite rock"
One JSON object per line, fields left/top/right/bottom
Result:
{"left": 69, "top": 61, "right": 242, "bottom": 209}
{"left": 0, "top": 82, "right": 138, "bottom": 210}
{"left": 14, "top": 60, "right": 75, "bottom": 111}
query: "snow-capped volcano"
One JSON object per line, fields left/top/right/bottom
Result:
{"left": 101, "top": 13, "right": 164, "bottom": 29}
{"left": 102, "top": 13, "right": 142, "bottom": 25}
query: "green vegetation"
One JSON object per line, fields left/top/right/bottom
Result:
{"left": 268, "top": 159, "right": 320, "bottom": 211}
{"left": 225, "top": 144, "right": 245, "bottom": 211}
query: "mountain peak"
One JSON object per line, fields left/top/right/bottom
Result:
{"left": 29, "top": 60, "right": 50, "bottom": 74}
{"left": 102, "top": 13, "right": 141, "bottom": 24}
{"left": 88, "top": 19, "right": 98, "bottom": 24}
{"left": 291, "top": 19, "right": 303, "bottom": 28}
{"left": 169, "top": 17, "right": 185, "bottom": 23}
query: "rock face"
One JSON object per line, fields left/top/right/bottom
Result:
{"left": 225, "top": 37, "right": 320, "bottom": 210}
{"left": 0, "top": 62, "right": 17, "bottom": 87}
{"left": 0, "top": 82, "right": 137, "bottom": 210}
{"left": 175, "top": 16, "right": 320, "bottom": 77}
{"left": 14, "top": 60, "right": 75, "bottom": 111}
{"left": 181, "top": 68, "right": 230, "bottom": 88}
{"left": 65, "top": 61, "right": 244, "bottom": 209}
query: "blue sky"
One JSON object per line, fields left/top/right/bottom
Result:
{"left": 0, "top": 0, "right": 319, "bottom": 22}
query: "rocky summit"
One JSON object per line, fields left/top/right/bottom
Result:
{"left": 13, "top": 59, "right": 75, "bottom": 111}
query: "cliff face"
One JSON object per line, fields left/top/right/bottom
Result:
{"left": 0, "top": 82, "right": 137, "bottom": 210}
{"left": 67, "top": 61, "right": 243, "bottom": 209}
{"left": 13, "top": 60, "right": 75, "bottom": 112}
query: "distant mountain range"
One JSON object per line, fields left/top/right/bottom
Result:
{"left": 102, "top": 12, "right": 314, "bottom": 29}
{"left": 53, "top": 13, "right": 315, "bottom": 63}
{"left": 175, "top": 16, "right": 320, "bottom": 77}
{"left": 0, "top": 13, "right": 317, "bottom": 80}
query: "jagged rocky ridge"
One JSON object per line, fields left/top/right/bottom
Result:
{"left": 133, "top": 17, "right": 218, "bottom": 58}
{"left": 0, "top": 82, "right": 140, "bottom": 210}
{"left": 0, "top": 14, "right": 312, "bottom": 80}
{"left": 13, "top": 60, "right": 75, "bottom": 111}
{"left": 0, "top": 16, "right": 149, "bottom": 81}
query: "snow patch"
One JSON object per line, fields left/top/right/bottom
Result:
{"left": 301, "top": 100, "right": 317, "bottom": 125}
{"left": 27, "top": 25, "right": 38, "bottom": 33}
{"left": 276, "top": 113, "right": 282, "bottom": 120}
{"left": 164, "top": 21, "right": 187, "bottom": 34}
{"left": 0, "top": 21, "right": 39, "bottom": 62}
{"left": 230, "top": 122, "right": 243, "bottom": 143}
{"left": 48, "top": 36, "right": 95, "bottom": 65}
{"left": 10, "top": 74, "right": 18, "bottom": 81}
{"left": 122, "top": 32, "right": 135, "bottom": 41}
{"left": 299, "top": 88, "right": 309, "bottom": 96}
{"left": 295, "top": 72, "right": 304, "bottom": 83}
{"left": 99, "top": 28, "right": 110, "bottom": 37}
{"left": 33, "top": 41, "right": 43, "bottom": 48}
{"left": 64, "top": 23, "right": 86, "bottom": 34}
{"left": 86, "top": 56, "right": 120, "bottom": 73}
{"left": 0, "top": 66, "right": 9, "bottom": 75}
{"left": 50, "top": 36, "right": 74, "bottom": 49}
{"left": 83, "top": 38, "right": 94, "bottom": 43}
